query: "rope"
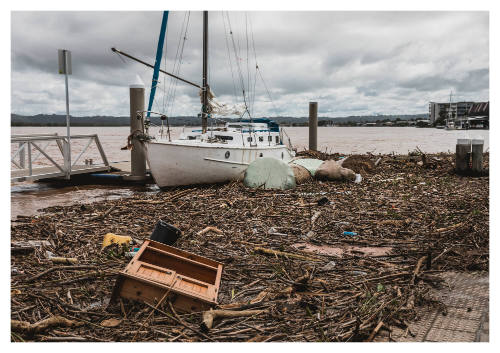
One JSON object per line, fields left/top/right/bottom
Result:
{"left": 165, "top": 11, "right": 190, "bottom": 117}
{"left": 245, "top": 13, "right": 250, "bottom": 115}
{"left": 226, "top": 13, "right": 251, "bottom": 118}
{"left": 257, "top": 67, "right": 279, "bottom": 116}
{"left": 222, "top": 12, "right": 239, "bottom": 104}
{"left": 249, "top": 14, "right": 258, "bottom": 116}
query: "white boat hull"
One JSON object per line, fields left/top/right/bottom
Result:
{"left": 145, "top": 141, "right": 294, "bottom": 187}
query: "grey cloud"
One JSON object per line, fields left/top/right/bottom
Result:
{"left": 11, "top": 11, "right": 489, "bottom": 117}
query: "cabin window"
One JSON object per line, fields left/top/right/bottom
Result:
{"left": 188, "top": 136, "right": 196, "bottom": 140}
{"left": 215, "top": 135, "right": 233, "bottom": 141}
{"left": 247, "top": 137, "right": 252, "bottom": 142}
{"left": 259, "top": 136, "right": 264, "bottom": 142}
{"left": 225, "top": 151, "right": 230, "bottom": 159}
{"left": 281, "top": 152, "right": 284, "bottom": 159}
{"left": 275, "top": 136, "right": 280, "bottom": 143}
{"left": 268, "top": 136, "right": 272, "bottom": 141}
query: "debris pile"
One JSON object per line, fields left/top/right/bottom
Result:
{"left": 11, "top": 152, "right": 489, "bottom": 342}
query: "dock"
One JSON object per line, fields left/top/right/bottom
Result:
{"left": 10, "top": 133, "right": 146, "bottom": 182}
{"left": 11, "top": 164, "right": 111, "bottom": 181}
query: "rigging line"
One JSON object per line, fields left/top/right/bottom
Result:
{"left": 222, "top": 11, "right": 239, "bottom": 104}
{"left": 167, "top": 11, "right": 190, "bottom": 117}
{"left": 249, "top": 14, "right": 258, "bottom": 117}
{"left": 165, "top": 11, "right": 188, "bottom": 116}
{"left": 161, "top": 19, "right": 170, "bottom": 114}
{"left": 113, "top": 50, "right": 127, "bottom": 64}
{"left": 251, "top": 64, "right": 258, "bottom": 117}
{"left": 245, "top": 13, "right": 250, "bottom": 116}
{"left": 257, "top": 67, "right": 279, "bottom": 116}
{"left": 227, "top": 14, "right": 245, "bottom": 95}
{"left": 168, "top": 14, "right": 189, "bottom": 117}
{"left": 164, "top": 11, "right": 186, "bottom": 114}
{"left": 227, "top": 13, "right": 251, "bottom": 118}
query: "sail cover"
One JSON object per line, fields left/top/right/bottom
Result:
{"left": 200, "top": 88, "right": 246, "bottom": 116}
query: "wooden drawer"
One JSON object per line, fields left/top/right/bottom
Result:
{"left": 111, "top": 240, "right": 223, "bottom": 312}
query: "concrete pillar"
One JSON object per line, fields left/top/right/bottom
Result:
{"left": 129, "top": 84, "right": 146, "bottom": 179}
{"left": 456, "top": 139, "right": 471, "bottom": 174}
{"left": 309, "top": 102, "right": 318, "bottom": 151}
{"left": 471, "top": 139, "right": 484, "bottom": 173}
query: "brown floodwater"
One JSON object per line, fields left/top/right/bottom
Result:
{"left": 11, "top": 126, "right": 489, "bottom": 220}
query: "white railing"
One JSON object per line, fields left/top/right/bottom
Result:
{"left": 11, "top": 133, "right": 110, "bottom": 181}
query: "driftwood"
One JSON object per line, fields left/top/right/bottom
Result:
{"left": 435, "top": 222, "right": 464, "bottom": 233}
{"left": 26, "top": 265, "right": 97, "bottom": 282}
{"left": 132, "top": 278, "right": 177, "bottom": 341}
{"left": 10, "top": 152, "right": 489, "bottom": 342}
{"left": 254, "top": 246, "right": 320, "bottom": 262}
{"left": 90, "top": 204, "right": 117, "bottom": 220}
{"left": 50, "top": 257, "right": 78, "bottom": 264}
{"left": 366, "top": 321, "right": 384, "bottom": 341}
{"left": 11, "top": 316, "right": 81, "bottom": 335}
{"left": 197, "top": 226, "right": 223, "bottom": 236}
{"left": 201, "top": 309, "right": 267, "bottom": 331}
{"left": 11, "top": 240, "right": 52, "bottom": 254}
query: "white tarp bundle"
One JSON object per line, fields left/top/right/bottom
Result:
{"left": 244, "top": 157, "right": 296, "bottom": 190}
{"left": 200, "top": 88, "right": 246, "bottom": 116}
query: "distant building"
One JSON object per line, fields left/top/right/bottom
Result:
{"left": 468, "top": 102, "right": 489, "bottom": 117}
{"left": 429, "top": 101, "right": 475, "bottom": 124}
{"left": 457, "top": 101, "right": 489, "bottom": 129}
{"left": 429, "top": 102, "right": 447, "bottom": 124}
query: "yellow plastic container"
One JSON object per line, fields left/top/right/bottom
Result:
{"left": 102, "top": 233, "right": 132, "bottom": 250}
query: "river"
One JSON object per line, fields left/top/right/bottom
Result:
{"left": 11, "top": 126, "right": 489, "bottom": 219}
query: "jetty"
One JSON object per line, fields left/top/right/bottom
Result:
{"left": 11, "top": 133, "right": 113, "bottom": 182}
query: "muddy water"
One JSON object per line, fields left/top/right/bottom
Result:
{"left": 11, "top": 182, "right": 159, "bottom": 220}
{"left": 11, "top": 126, "right": 489, "bottom": 219}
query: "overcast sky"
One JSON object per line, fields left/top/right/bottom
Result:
{"left": 11, "top": 11, "right": 489, "bottom": 118}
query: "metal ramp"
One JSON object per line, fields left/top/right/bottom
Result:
{"left": 11, "top": 133, "right": 111, "bottom": 182}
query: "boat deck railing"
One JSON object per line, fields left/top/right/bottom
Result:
{"left": 280, "top": 128, "right": 293, "bottom": 150}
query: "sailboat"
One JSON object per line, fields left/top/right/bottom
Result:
{"left": 115, "top": 11, "right": 295, "bottom": 187}
{"left": 445, "top": 90, "right": 457, "bottom": 131}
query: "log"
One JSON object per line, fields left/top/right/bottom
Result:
{"left": 435, "top": 222, "right": 464, "bottom": 233}
{"left": 90, "top": 204, "right": 117, "bottom": 220}
{"left": 197, "top": 226, "right": 223, "bottom": 236}
{"left": 410, "top": 256, "right": 427, "bottom": 286}
{"left": 254, "top": 246, "right": 321, "bottom": 262}
{"left": 50, "top": 257, "right": 78, "bottom": 264}
{"left": 201, "top": 309, "right": 267, "bottom": 331}
{"left": 11, "top": 316, "right": 81, "bottom": 335}
{"left": 11, "top": 240, "right": 52, "bottom": 254}
{"left": 26, "top": 265, "right": 97, "bottom": 282}
{"left": 366, "top": 321, "right": 384, "bottom": 341}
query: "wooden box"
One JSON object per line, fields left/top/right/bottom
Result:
{"left": 111, "top": 240, "right": 223, "bottom": 312}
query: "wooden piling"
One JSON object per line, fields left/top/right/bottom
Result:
{"left": 309, "top": 102, "right": 318, "bottom": 151}
{"left": 129, "top": 84, "right": 146, "bottom": 180}
{"left": 471, "top": 139, "right": 484, "bottom": 173}
{"left": 455, "top": 139, "right": 471, "bottom": 174}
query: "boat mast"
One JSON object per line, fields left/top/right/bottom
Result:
{"left": 147, "top": 11, "right": 169, "bottom": 118}
{"left": 448, "top": 90, "right": 453, "bottom": 126}
{"left": 202, "top": 10, "right": 209, "bottom": 133}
